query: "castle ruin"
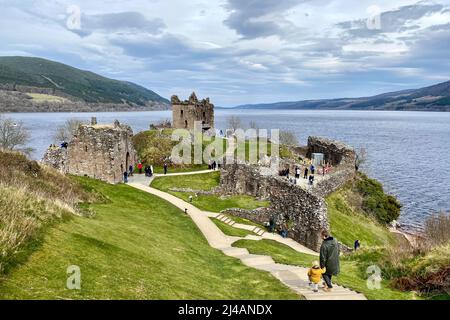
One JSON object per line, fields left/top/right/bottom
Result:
{"left": 171, "top": 92, "right": 214, "bottom": 131}
{"left": 218, "top": 136, "right": 357, "bottom": 251}
{"left": 42, "top": 118, "right": 137, "bottom": 184}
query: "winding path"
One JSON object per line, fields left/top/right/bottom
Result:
{"left": 128, "top": 171, "right": 366, "bottom": 300}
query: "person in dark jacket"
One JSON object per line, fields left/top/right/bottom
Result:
{"left": 319, "top": 229, "right": 340, "bottom": 291}
{"left": 268, "top": 216, "right": 276, "bottom": 233}
{"left": 354, "top": 239, "right": 361, "bottom": 251}
{"left": 129, "top": 165, "right": 134, "bottom": 177}
{"left": 163, "top": 163, "right": 168, "bottom": 175}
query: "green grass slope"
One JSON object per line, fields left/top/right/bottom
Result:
{"left": 0, "top": 178, "right": 298, "bottom": 300}
{"left": 0, "top": 56, "right": 168, "bottom": 105}
{"left": 326, "top": 175, "right": 397, "bottom": 248}
{"left": 151, "top": 172, "right": 270, "bottom": 212}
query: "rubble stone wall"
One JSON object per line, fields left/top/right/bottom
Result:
{"left": 42, "top": 120, "right": 137, "bottom": 184}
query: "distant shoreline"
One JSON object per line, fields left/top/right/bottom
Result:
{"left": 3, "top": 108, "right": 449, "bottom": 113}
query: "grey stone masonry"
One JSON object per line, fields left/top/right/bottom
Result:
{"left": 42, "top": 120, "right": 137, "bottom": 184}
{"left": 219, "top": 163, "right": 328, "bottom": 251}
{"left": 171, "top": 92, "right": 214, "bottom": 131}
{"left": 218, "top": 136, "right": 358, "bottom": 251}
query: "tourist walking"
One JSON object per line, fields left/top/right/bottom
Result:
{"left": 310, "top": 164, "right": 315, "bottom": 175}
{"left": 308, "top": 261, "right": 326, "bottom": 293}
{"left": 129, "top": 165, "right": 134, "bottom": 177}
{"left": 123, "top": 171, "right": 128, "bottom": 183}
{"left": 163, "top": 163, "right": 168, "bottom": 175}
{"left": 319, "top": 230, "right": 340, "bottom": 292}
{"left": 309, "top": 174, "right": 314, "bottom": 185}
{"left": 280, "top": 222, "right": 288, "bottom": 238}
{"left": 304, "top": 167, "right": 308, "bottom": 179}
{"left": 137, "top": 162, "right": 143, "bottom": 174}
{"left": 354, "top": 239, "right": 361, "bottom": 251}
{"left": 295, "top": 167, "right": 300, "bottom": 179}
{"left": 268, "top": 216, "right": 276, "bottom": 233}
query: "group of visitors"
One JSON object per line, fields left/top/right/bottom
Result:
{"left": 208, "top": 159, "right": 218, "bottom": 170}
{"left": 49, "top": 142, "right": 68, "bottom": 150}
{"left": 123, "top": 162, "right": 155, "bottom": 183}
{"left": 267, "top": 216, "right": 290, "bottom": 238}
{"left": 123, "top": 164, "right": 134, "bottom": 183}
{"left": 145, "top": 164, "right": 154, "bottom": 177}
{"left": 280, "top": 159, "right": 334, "bottom": 188}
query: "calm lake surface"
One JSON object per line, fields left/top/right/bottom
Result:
{"left": 6, "top": 109, "right": 450, "bottom": 232}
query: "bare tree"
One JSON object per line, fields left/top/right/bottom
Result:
{"left": 0, "top": 115, "right": 32, "bottom": 154}
{"left": 279, "top": 130, "right": 299, "bottom": 146}
{"left": 227, "top": 116, "right": 243, "bottom": 132}
{"left": 54, "top": 118, "right": 85, "bottom": 143}
{"left": 424, "top": 211, "right": 450, "bottom": 246}
{"left": 355, "top": 147, "right": 368, "bottom": 171}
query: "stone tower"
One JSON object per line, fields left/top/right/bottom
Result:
{"left": 67, "top": 120, "right": 137, "bottom": 183}
{"left": 42, "top": 118, "right": 137, "bottom": 184}
{"left": 171, "top": 92, "right": 214, "bottom": 131}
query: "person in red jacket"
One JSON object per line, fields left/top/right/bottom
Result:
{"left": 137, "top": 162, "right": 143, "bottom": 174}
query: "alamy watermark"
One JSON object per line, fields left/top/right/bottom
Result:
{"left": 66, "top": 265, "right": 81, "bottom": 290}
{"left": 366, "top": 5, "right": 382, "bottom": 30}
{"left": 66, "top": 5, "right": 81, "bottom": 30}
{"left": 366, "top": 265, "right": 382, "bottom": 290}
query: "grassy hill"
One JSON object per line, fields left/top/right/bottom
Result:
{"left": 0, "top": 177, "right": 298, "bottom": 299}
{"left": 0, "top": 150, "right": 298, "bottom": 299}
{"left": 0, "top": 56, "right": 169, "bottom": 111}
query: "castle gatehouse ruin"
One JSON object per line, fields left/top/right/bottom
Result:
{"left": 42, "top": 118, "right": 137, "bottom": 184}
{"left": 171, "top": 92, "right": 214, "bottom": 131}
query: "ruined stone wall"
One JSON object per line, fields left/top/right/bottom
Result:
{"left": 171, "top": 92, "right": 214, "bottom": 130}
{"left": 42, "top": 147, "right": 68, "bottom": 173}
{"left": 219, "top": 163, "right": 328, "bottom": 251}
{"left": 43, "top": 121, "right": 137, "bottom": 184}
{"left": 307, "top": 136, "right": 356, "bottom": 168}
{"left": 67, "top": 123, "right": 136, "bottom": 184}
{"left": 311, "top": 168, "right": 356, "bottom": 198}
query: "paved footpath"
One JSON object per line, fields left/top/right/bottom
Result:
{"left": 128, "top": 171, "right": 366, "bottom": 300}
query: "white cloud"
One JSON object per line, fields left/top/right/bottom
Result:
{"left": 0, "top": 0, "right": 449, "bottom": 106}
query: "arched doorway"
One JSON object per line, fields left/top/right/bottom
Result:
{"left": 126, "top": 152, "right": 130, "bottom": 172}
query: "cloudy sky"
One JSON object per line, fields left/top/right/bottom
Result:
{"left": 0, "top": 0, "right": 449, "bottom": 106}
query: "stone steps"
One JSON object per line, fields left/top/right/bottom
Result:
{"left": 216, "top": 214, "right": 266, "bottom": 236}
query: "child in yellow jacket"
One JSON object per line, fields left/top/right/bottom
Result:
{"left": 308, "top": 261, "right": 326, "bottom": 292}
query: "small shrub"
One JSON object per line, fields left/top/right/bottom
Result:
{"left": 356, "top": 173, "right": 401, "bottom": 224}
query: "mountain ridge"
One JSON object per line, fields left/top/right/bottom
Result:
{"left": 0, "top": 56, "right": 170, "bottom": 112}
{"left": 234, "top": 80, "right": 450, "bottom": 111}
